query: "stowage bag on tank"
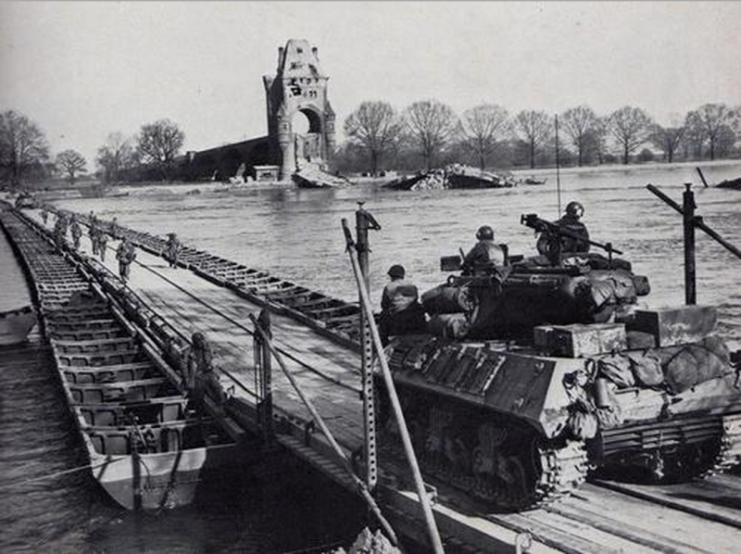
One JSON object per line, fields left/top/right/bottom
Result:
{"left": 427, "top": 313, "right": 470, "bottom": 339}
{"left": 660, "top": 335, "right": 731, "bottom": 394}
{"left": 421, "top": 284, "right": 474, "bottom": 314}
{"left": 598, "top": 350, "right": 664, "bottom": 389}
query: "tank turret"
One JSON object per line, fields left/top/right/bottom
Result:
{"left": 375, "top": 214, "right": 741, "bottom": 511}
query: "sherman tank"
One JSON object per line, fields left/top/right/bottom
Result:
{"left": 375, "top": 213, "right": 741, "bottom": 512}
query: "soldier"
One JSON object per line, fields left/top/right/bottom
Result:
{"left": 462, "top": 225, "right": 506, "bottom": 276}
{"left": 165, "top": 232, "right": 181, "bottom": 268}
{"left": 97, "top": 229, "right": 108, "bottom": 261}
{"left": 69, "top": 217, "right": 82, "bottom": 250}
{"left": 556, "top": 201, "right": 590, "bottom": 253}
{"left": 40, "top": 207, "right": 48, "bottom": 225}
{"left": 89, "top": 213, "right": 99, "bottom": 256}
{"left": 53, "top": 217, "right": 66, "bottom": 250}
{"left": 184, "top": 332, "right": 226, "bottom": 416}
{"left": 59, "top": 213, "right": 70, "bottom": 237}
{"left": 379, "top": 264, "right": 426, "bottom": 346}
{"left": 116, "top": 238, "right": 136, "bottom": 281}
{"left": 109, "top": 217, "right": 120, "bottom": 240}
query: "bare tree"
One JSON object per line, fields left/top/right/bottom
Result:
{"left": 137, "top": 119, "right": 185, "bottom": 179}
{"left": 560, "top": 106, "right": 600, "bottom": 166}
{"left": 55, "top": 149, "right": 87, "bottom": 185}
{"left": 97, "top": 132, "right": 138, "bottom": 183}
{"left": 685, "top": 104, "right": 736, "bottom": 160}
{"left": 515, "top": 110, "right": 552, "bottom": 169}
{"left": 651, "top": 122, "right": 685, "bottom": 164}
{"left": 0, "top": 110, "right": 50, "bottom": 187}
{"left": 344, "top": 101, "right": 403, "bottom": 175}
{"left": 459, "top": 104, "right": 510, "bottom": 171}
{"left": 403, "top": 100, "right": 458, "bottom": 171}
{"left": 608, "top": 106, "right": 653, "bottom": 164}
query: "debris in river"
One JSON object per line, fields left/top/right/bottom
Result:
{"left": 384, "top": 163, "right": 517, "bottom": 191}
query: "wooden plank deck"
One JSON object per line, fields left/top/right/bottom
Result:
{"left": 24, "top": 209, "right": 366, "bottom": 455}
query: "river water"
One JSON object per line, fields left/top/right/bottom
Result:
{"left": 2, "top": 162, "right": 740, "bottom": 552}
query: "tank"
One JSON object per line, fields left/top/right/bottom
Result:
{"left": 375, "top": 214, "right": 741, "bottom": 512}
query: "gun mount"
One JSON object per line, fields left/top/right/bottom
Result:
{"left": 521, "top": 213, "right": 622, "bottom": 267}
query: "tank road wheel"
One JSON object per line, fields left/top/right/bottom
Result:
{"left": 662, "top": 440, "right": 723, "bottom": 483}
{"left": 473, "top": 424, "right": 588, "bottom": 511}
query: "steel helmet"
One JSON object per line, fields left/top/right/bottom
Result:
{"left": 476, "top": 225, "right": 495, "bottom": 241}
{"left": 387, "top": 264, "right": 406, "bottom": 279}
{"left": 565, "top": 201, "right": 584, "bottom": 218}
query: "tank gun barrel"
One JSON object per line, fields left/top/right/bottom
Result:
{"left": 520, "top": 213, "right": 623, "bottom": 256}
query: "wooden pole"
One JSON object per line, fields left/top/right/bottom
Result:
{"left": 683, "top": 183, "right": 696, "bottom": 305}
{"left": 646, "top": 184, "right": 741, "bottom": 260}
{"left": 696, "top": 167, "right": 709, "bottom": 188}
{"left": 342, "top": 218, "right": 445, "bottom": 554}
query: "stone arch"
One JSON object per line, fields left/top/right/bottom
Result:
{"left": 263, "top": 39, "right": 336, "bottom": 179}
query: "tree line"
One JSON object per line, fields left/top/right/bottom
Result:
{"left": 338, "top": 101, "right": 741, "bottom": 175}
{"left": 2, "top": 101, "right": 739, "bottom": 187}
{"left": 0, "top": 111, "right": 185, "bottom": 187}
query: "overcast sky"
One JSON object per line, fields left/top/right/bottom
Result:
{"left": 1, "top": 2, "right": 740, "bottom": 164}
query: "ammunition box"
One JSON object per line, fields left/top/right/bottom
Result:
{"left": 626, "top": 331, "right": 657, "bottom": 350}
{"left": 629, "top": 306, "right": 717, "bottom": 347}
{"left": 536, "top": 323, "right": 627, "bottom": 358}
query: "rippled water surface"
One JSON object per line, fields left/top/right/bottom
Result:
{"left": 3, "top": 162, "right": 740, "bottom": 553}
{"left": 57, "top": 163, "right": 741, "bottom": 339}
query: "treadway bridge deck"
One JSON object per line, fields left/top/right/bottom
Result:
{"left": 3, "top": 200, "right": 741, "bottom": 553}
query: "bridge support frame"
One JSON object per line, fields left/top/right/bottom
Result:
{"left": 253, "top": 309, "right": 274, "bottom": 440}
{"left": 356, "top": 202, "right": 381, "bottom": 492}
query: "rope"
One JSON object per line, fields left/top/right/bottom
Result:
{"left": 0, "top": 458, "right": 114, "bottom": 490}
{"left": 123, "top": 247, "right": 361, "bottom": 394}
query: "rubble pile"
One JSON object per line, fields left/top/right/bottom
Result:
{"left": 293, "top": 162, "right": 352, "bottom": 188}
{"left": 385, "top": 163, "right": 517, "bottom": 191}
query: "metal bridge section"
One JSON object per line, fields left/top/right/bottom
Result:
{"left": 4, "top": 201, "right": 741, "bottom": 553}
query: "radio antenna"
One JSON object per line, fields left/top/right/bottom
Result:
{"left": 555, "top": 114, "right": 562, "bottom": 217}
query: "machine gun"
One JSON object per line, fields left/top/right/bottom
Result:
{"left": 520, "top": 213, "right": 622, "bottom": 267}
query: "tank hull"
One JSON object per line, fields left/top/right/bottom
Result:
{"left": 379, "top": 333, "right": 741, "bottom": 511}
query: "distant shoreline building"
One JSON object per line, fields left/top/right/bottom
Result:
{"left": 128, "top": 39, "right": 336, "bottom": 183}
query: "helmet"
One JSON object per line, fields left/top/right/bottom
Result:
{"left": 387, "top": 264, "right": 405, "bottom": 279}
{"left": 566, "top": 201, "right": 584, "bottom": 218}
{"left": 476, "top": 225, "right": 495, "bottom": 241}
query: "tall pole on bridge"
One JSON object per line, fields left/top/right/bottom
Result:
{"left": 356, "top": 202, "right": 381, "bottom": 492}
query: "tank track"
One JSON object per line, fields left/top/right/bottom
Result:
{"left": 377, "top": 390, "right": 589, "bottom": 511}
{"left": 702, "top": 412, "right": 741, "bottom": 477}
{"left": 530, "top": 440, "right": 589, "bottom": 510}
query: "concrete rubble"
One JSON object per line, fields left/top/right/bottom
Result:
{"left": 385, "top": 163, "right": 517, "bottom": 191}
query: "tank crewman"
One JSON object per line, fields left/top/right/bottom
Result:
{"left": 97, "top": 229, "right": 109, "bottom": 262}
{"left": 379, "top": 264, "right": 426, "bottom": 346}
{"left": 462, "top": 225, "right": 506, "bottom": 276}
{"left": 165, "top": 233, "right": 181, "bottom": 268}
{"left": 70, "top": 218, "right": 82, "bottom": 250}
{"left": 556, "top": 201, "right": 590, "bottom": 253}
{"left": 184, "top": 332, "right": 226, "bottom": 416}
{"left": 116, "top": 238, "right": 136, "bottom": 281}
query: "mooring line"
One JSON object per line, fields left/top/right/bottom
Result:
{"left": 0, "top": 459, "right": 114, "bottom": 490}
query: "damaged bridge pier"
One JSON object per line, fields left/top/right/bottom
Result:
{"left": 3, "top": 199, "right": 741, "bottom": 553}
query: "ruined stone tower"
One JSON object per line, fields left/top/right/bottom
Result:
{"left": 263, "top": 39, "right": 336, "bottom": 180}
